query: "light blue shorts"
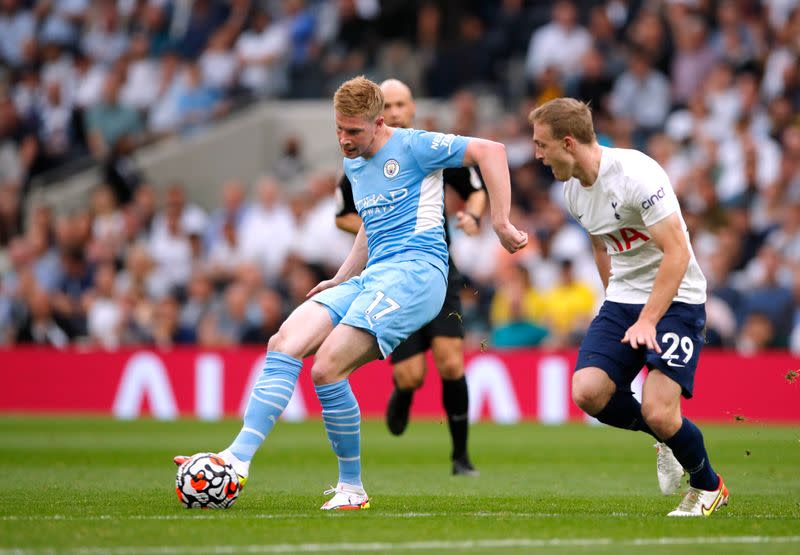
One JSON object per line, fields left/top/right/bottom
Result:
{"left": 311, "top": 259, "right": 447, "bottom": 358}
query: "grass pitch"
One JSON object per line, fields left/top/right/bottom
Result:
{"left": 1, "top": 417, "right": 799, "bottom": 554}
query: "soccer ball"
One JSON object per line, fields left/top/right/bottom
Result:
{"left": 175, "top": 453, "right": 240, "bottom": 509}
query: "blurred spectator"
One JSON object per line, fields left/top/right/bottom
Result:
{"left": 15, "top": 286, "right": 69, "bottom": 348}
{"left": 539, "top": 259, "right": 596, "bottom": 347}
{"left": 176, "top": 61, "right": 226, "bottom": 135}
{"left": 273, "top": 136, "right": 307, "bottom": 183}
{"left": 609, "top": 49, "right": 671, "bottom": 149}
{"left": 151, "top": 295, "right": 195, "bottom": 348}
{"left": 51, "top": 246, "right": 93, "bottom": 338}
{"left": 241, "top": 287, "right": 284, "bottom": 344}
{"left": 236, "top": 9, "right": 289, "bottom": 98}
{"left": 86, "top": 261, "right": 124, "bottom": 349}
{"left": 0, "top": 0, "right": 36, "bottom": 68}
{"left": 179, "top": 271, "right": 218, "bottom": 331}
{"left": 490, "top": 264, "right": 548, "bottom": 348}
{"left": 238, "top": 176, "right": 296, "bottom": 283}
{"left": 671, "top": 15, "right": 718, "bottom": 106}
{"left": 85, "top": 73, "right": 144, "bottom": 159}
{"left": 524, "top": 0, "right": 591, "bottom": 85}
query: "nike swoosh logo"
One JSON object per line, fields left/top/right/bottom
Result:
{"left": 666, "top": 360, "right": 686, "bottom": 368}
{"left": 268, "top": 415, "right": 276, "bottom": 424}
{"left": 577, "top": 214, "right": 583, "bottom": 221}
{"left": 701, "top": 489, "right": 724, "bottom": 516}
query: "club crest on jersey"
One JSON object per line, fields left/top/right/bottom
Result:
{"left": 611, "top": 201, "right": 621, "bottom": 220}
{"left": 383, "top": 159, "right": 400, "bottom": 178}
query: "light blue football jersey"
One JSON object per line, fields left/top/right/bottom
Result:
{"left": 343, "top": 128, "right": 469, "bottom": 277}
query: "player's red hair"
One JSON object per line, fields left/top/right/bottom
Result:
{"left": 334, "top": 76, "right": 384, "bottom": 121}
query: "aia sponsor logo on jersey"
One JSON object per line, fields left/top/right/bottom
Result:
{"left": 641, "top": 186, "right": 665, "bottom": 210}
{"left": 606, "top": 227, "right": 650, "bottom": 252}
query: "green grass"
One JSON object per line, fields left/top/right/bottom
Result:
{"left": 1, "top": 417, "right": 799, "bottom": 554}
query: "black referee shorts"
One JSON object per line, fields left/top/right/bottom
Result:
{"left": 390, "top": 262, "right": 465, "bottom": 364}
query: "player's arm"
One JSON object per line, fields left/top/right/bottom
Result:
{"left": 621, "top": 212, "right": 690, "bottom": 352}
{"left": 455, "top": 168, "right": 488, "bottom": 236}
{"left": 462, "top": 139, "right": 527, "bottom": 252}
{"left": 307, "top": 224, "right": 368, "bottom": 297}
{"left": 589, "top": 234, "right": 611, "bottom": 291}
{"left": 336, "top": 213, "right": 362, "bottom": 234}
{"left": 334, "top": 173, "right": 362, "bottom": 234}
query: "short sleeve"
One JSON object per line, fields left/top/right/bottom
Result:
{"left": 335, "top": 173, "right": 357, "bottom": 217}
{"left": 444, "top": 167, "right": 485, "bottom": 200}
{"left": 408, "top": 130, "right": 469, "bottom": 174}
{"left": 629, "top": 162, "right": 680, "bottom": 227}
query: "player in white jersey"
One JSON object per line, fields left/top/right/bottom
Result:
{"left": 177, "top": 76, "right": 528, "bottom": 510}
{"left": 529, "top": 98, "right": 728, "bottom": 517}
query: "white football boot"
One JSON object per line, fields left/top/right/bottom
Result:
{"left": 668, "top": 474, "right": 729, "bottom": 517}
{"left": 320, "top": 482, "right": 370, "bottom": 510}
{"left": 655, "top": 442, "right": 685, "bottom": 495}
{"left": 217, "top": 448, "right": 250, "bottom": 490}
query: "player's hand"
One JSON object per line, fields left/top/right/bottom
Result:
{"left": 621, "top": 319, "right": 661, "bottom": 352}
{"left": 455, "top": 210, "right": 480, "bottom": 236}
{"left": 306, "top": 278, "right": 342, "bottom": 298}
{"left": 493, "top": 221, "right": 528, "bottom": 253}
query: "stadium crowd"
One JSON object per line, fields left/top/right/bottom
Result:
{"left": 0, "top": 0, "right": 799, "bottom": 354}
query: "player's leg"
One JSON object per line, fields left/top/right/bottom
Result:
{"left": 572, "top": 302, "right": 657, "bottom": 437}
{"left": 431, "top": 336, "right": 477, "bottom": 476}
{"left": 643, "top": 303, "right": 728, "bottom": 516}
{"left": 314, "top": 260, "right": 447, "bottom": 509}
{"left": 387, "top": 334, "right": 428, "bottom": 435}
{"left": 312, "top": 323, "right": 381, "bottom": 509}
{"left": 218, "top": 301, "right": 336, "bottom": 482}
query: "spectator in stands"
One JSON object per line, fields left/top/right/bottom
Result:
{"left": 236, "top": 8, "right": 289, "bottom": 99}
{"left": 15, "top": 286, "right": 69, "bottom": 348}
{"left": 490, "top": 264, "right": 548, "bottom": 348}
{"left": 176, "top": 61, "right": 227, "bottom": 136}
{"left": 150, "top": 294, "right": 195, "bottom": 348}
{"left": 609, "top": 49, "right": 671, "bottom": 150}
{"left": 86, "top": 261, "right": 124, "bottom": 349}
{"left": 241, "top": 287, "right": 284, "bottom": 345}
{"left": 0, "top": 0, "right": 35, "bottom": 68}
{"left": 524, "top": 0, "right": 591, "bottom": 86}
{"left": 51, "top": 246, "right": 92, "bottom": 338}
{"left": 179, "top": 271, "right": 218, "bottom": 331}
{"left": 85, "top": 73, "right": 144, "bottom": 160}
{"left": 539, "top": 259, "right": 597, "bottom": 347}
{"left": 238, "top": 176, "right": 296, "bottom": 283}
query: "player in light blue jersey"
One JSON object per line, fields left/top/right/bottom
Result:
{"left": 177, "top": 76, "right": 527, "bottom": 510}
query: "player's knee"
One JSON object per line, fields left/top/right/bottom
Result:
{"left": 571, "top": 372, "right": 604, "bottom": 414}
{"left": 641, "top": 401, "right": 681, "bottom": 437}
{"left": 436, "top": 356, "right": 464, "bottom": 381}
{"left": 267, "top": 329, "right": 286, "bottom": 353}
{"left": 394, "top": 365, "right": 425, "bottom": 390}
{"left": 310, "top": 356, "right": 337, "bottom": 386}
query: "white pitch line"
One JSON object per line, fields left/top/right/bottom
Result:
{"left": 1, "top": 536, "right": 799, "bottom": 555}
{"left": 0, "top": 511, "right": 794, "bottom": 522}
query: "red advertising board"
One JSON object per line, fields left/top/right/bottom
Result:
{"left": 1, "top": 348, "right": 798, "bottom": 423}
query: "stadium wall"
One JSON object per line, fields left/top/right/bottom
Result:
{"left": 2, "top": 348, "right": 798, "bottom": 424}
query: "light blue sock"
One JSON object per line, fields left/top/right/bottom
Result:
{"left": 228, "top": 351, "right": 302, "bottom": 462}
{"left": 316, "top": 380, "right": 362, "bottom": 487}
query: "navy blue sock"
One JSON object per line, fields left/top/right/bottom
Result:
{"left": 664, "top": 418, "right": 719, "bottom": 491}
{"left": 594, "top": 391, "right": 658, "bottom": 439}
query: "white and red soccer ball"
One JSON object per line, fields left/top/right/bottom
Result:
{"left": 175, "top": 453, "right": 240, "bottom": 509}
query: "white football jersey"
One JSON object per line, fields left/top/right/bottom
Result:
{"left": 563, "top": 147, "right": 706, "bottom": 305}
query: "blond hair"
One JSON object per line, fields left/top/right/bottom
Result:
{"left": 528, "top": 98, "right": 596, "bottom": 145}
{"left": 334, "top": 76, "right": 384, "bottom": 120}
